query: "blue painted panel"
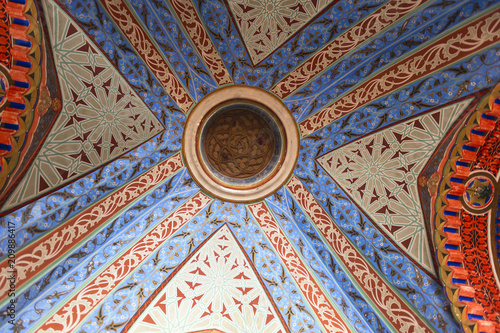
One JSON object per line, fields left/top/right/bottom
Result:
{"left": 288, "top": 0, "right": 499, "bottom": 121}
{"left": 0, "top": 169, "right": 199, "bottom": 333}
{"left": 266, "top": 187, "right": 390, "bottom": 333}
{"left": 0, "top": 131, "right": 182, "bottom": 261}
{"left": 129, "top": 0, "right": 218, "bottom": 100}
{"left": 80, "top": 201, "right": 325, "bottom": 333}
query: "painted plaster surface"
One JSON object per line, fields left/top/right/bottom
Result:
{"left": 3, "top": 0, "right": 164, "bottom": 210}
{"left": 227, "top": 0, "right": 336, "bottom": 64}
{"left": 128, "top": 225, "right": 286, "bottom": 333}
{"left": 2, "top": 0, "right": 500, "bottom": 332}
{"left": 317, "top": 99, "right": 471, "bottom": 274}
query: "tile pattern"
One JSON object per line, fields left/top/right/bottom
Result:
{"left": 298, "top": 9, "right": 500, "bottom": 136}
{"left": 227, "top": 0, "right": 336, "bottom": 64}
{"left": 3, "top": 0, "right": 164, "bottom": 209}
{"left": 317, "top": 100, "right": 470, "bottom": 274}
{"left": 127, "top": 225, "right": 286, "bottom": 333}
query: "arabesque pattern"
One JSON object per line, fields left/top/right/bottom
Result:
{"left": 317, "top": 100, "right": 470, "bottom": 274}
{"left": 37, "top": 191, "right": 212, "bottom": 332}
{"left": 287, "top": 176, "right": 433, "bottom": 333}
{"left": 127, "top": 225, "right": 287, "bottom": 333}
{"left": 248, "top": 202, "right": 352, "bottom": 333}
{"left": 99, "top": 0, "right": 194, "bottom": 112}
{"left": 3, "top": 0, "right": 164, "bottom": 210}
{"left": 299, "top": 9, "right": 500, "bottom": 137}
{"left": 271, "top": 0, "right": 429, "bottom": 99}
{"left": 227, "top": 0, "right": 336, "bottom": 64}
{"left": 169, "top": 0, "right": 233, "bottom": 86}
{"left": 78, "top": 201, "right": 327, "bottom": 333}
{"left": 2, "top": 1, "right": 500, "bottom": 333}
{"left": 435, "top": 84, "right": 500, "bottom": 333}
{"left": 0, "top": 153, "right": 184, "bottom": 302}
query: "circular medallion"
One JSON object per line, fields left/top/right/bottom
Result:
{"left": 0, "top": 64, "right": 13, "bottom": 110}
{"left": 183, "top": 85, "right": 299, "bottom": 202}
{"left": 461, "top": 173, "right": 496, "bottom": 213}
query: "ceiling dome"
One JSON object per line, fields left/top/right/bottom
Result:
{"left": 1, "top": 0, "right": 500, "bottom": 332}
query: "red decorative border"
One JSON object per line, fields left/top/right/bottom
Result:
{"left": 38, "top": 190, "right": 212, "bottom": 332}
{"left": 169, "top": 0, "right": 232, "bottom": 86}
{"left": 287, "top": 175, "right": 433, "bottom": 333}
{"left": 248, "top": 202, "right": 352, "bottom": 333}
{"left": 0, "top": 153, "right": 184, "bottom": 301}
{"left": 99, "top": 0, "right": 194, "bottom": 113}
{"left": 435, "top": 84, "right": 500, "bottom": 333}
{"left": 298, "top": 9, "right": 500, "bottom": 137}
{"left": 271, "top": 0, "right": 429, "bottom": 99}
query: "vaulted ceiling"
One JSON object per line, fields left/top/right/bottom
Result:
{"left": 1, "top": 0, "right": 500, "bottom": 332}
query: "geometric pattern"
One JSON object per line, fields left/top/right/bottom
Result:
{"left": 298, "top": 10, "right": 500, "bottom": 136}
{"left": 227, "top": 0, "right": 336, "bottom": 64}
{"left": 169, "top": 0, "right": 233, "bottom": 86}
{"left": 270, "top": 0, "right": 429, "bottom": 99}
{"left": 317, "top": 99, "right": 471, "bottom": 274}
{"left": 0, "top": 153, "right": 184, "bottom": 302}
{"left": 36, "top": 191, "right": 211, "bottom": 333}
{"left": 2, "top": 1, "right": 500, "bottom": 333}
{"left": 247, "top": 202, "right": 351, "bottom": 333}
{"left": 98, "top": 0, "right": 194, "bottom": 112}
{"left": 287, "top": 176, "right": 434, "bottom": 332}
{"left": 128, "top": 225, "right": 287, "bottom": 333}
{"left": 3, "top": 0, "right": 164, "bottom": 210}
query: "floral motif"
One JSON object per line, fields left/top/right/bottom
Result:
{"left": 37, "top": 191, "right": 212, "bottom": 333}
{"left": 298, "top": 10, "right": 500, "bottom": 137}
{"left": 287, "top": 176, "right": 433, "bottom": 333}
{"left": 0, "top": 153, "right": 184, "bottom": 301}
{"left": 99, "top": 0, "right": 194, "bottom": 112}
{"left": 169, "top": 0, "right": 233, "bottom": 85}
{"left": 248, "top": 202, "right": 352, "bottom": 333}
{"left": 435, "top": 83, "right": 500, "bottom": 333}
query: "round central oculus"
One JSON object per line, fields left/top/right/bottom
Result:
{"left": 183, "top": 85, "right": 299, "bottom": 203}
{"left": 201, "top": 102, "right": 282, "bottom": 185}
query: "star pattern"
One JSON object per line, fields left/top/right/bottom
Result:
{"left": 228, "top": 0, "right": 334, "bottom": 63}
{"left": 3, "top": 4, "right": 163, "bottom": 209}
{"left": 317, "top": 100, "right": 471, "bottom": 274}
{"left": 129, "top": 225, "right": 285, "bottom": 333}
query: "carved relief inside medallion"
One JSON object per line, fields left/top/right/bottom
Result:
{"left": 182, "top": 85, "right": 299, "bottom": 203}
{"left": 203, "top": 109, "right": 275, "bottom": 179}
{"left": 199, "top": 101, "right": 283, "bottom": 187}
